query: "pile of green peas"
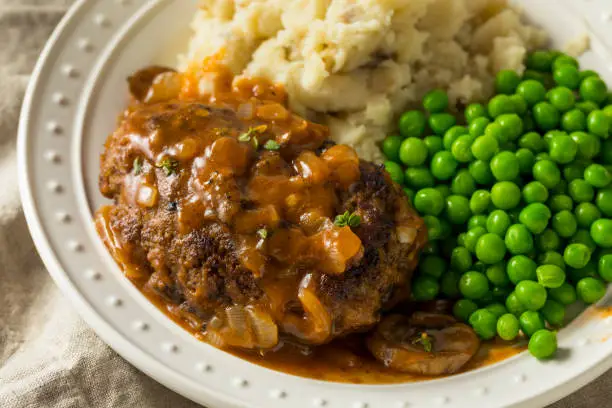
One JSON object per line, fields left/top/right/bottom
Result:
{"left": 383, "top": 50, "right": 612, "bottom": 360}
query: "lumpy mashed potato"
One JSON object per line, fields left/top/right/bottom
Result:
{"left": 180, "top": 0, "right": 547, "bottom": 161}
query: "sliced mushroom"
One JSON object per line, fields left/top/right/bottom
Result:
{"left": 366, "top": 312, "right": 480, "bottom": 376}
{"left": 128, "top": 65, "right": 176, "bottom": 102}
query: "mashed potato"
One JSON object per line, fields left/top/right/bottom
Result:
{"left": 181, "top": 0, "right": 547, "bottom": 161}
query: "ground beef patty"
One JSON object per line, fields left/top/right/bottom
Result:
{"left": 96, "top": 66, "right": 427, "bottom": 349}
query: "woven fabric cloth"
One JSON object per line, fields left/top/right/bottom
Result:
{"left": 0, "top": 2, "right": 608, "bottom": 407}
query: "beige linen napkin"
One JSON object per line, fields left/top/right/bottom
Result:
{"left": 0, "top": 2, "right": 608, "bottom": 407}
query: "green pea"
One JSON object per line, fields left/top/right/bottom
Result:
{"left": 404, "top": 167, "right": 435, "bottom": 189}
{"left": 520, "top": 310, "right": 546, "bottom": 337}
{"left": 533, "top": 160, "right": 561, "bottom": 189}
{"left": 588, "top": 110, "right": 610, "bottom": 138}
{"left": 548, "top": 86, "right": 576, "bottom": 112}
{"left": 548, "top": 133, "right": 577, "bottom": 164}
{"left": 488, "top": 94, "right": 515, "bottom": 118}
{"left": 516, "top": 281, "right": 548, "bottom": 311}
{"left": 527, "top": 50, "right": 556, "bottom": 72}
{"left": 496, "top": 70, "right": 521, "bottom": 94}
{"left": 570, "top": 229, "right": 597, "bottom": 253}
{"left": 522, "top": 181, "right": 549, "bottom": 204}
{"left": 399, "top": 138, "right": 428, "bottom": 167}
{"left": 576, "top": 277, "right": 607, "bottom": 304}
{"left": 580, "top": 76, "right": 608, "bottom": 105}
{"left": 506, "top": 291, "right": 528, "bottom": 316}
{"left": 491, "top": 181, "right": 521, "bottom": 210}
{"left": 536, "top": 264, "right": 567, "bottom": 288}
{"left": 465, "top": 103, "right": 488, "bottom": 123}
{"left": 511, "top": 95, "right": 528, "bottom": 116}
{"left": 575, "top": 203, "right": 602, "bottom": 228}
{"left": 571, "top": 131, "right": 600, "bottom": 159}
{"left": 464, "top": 227, "right": 487, "bottom": 253}
{"left": 443, "top": 126, "right": 469, "bottom": 150}
{"left": 423, "top": 215, "right": 443, "bottom": 241}
{"left": 453, "top": 299, "right": 479, "bottom": 322}
{"left": 451, "top": 246, "right": 473, "bottom": 273}
{"left": 403, "top": 188, "right": 415, "bottom": 202}
{"left": 414, "top": 188, "right": 445, "bottom": 216}
{"left": 562, "top": 109, "right": 587, "bottom": 132}
{"left": 538, "top": 251, "right": 567, "bottom": 272}
{"left": 486, "top": 262, "right": 510, "bottom": 287}
{"left": 541, "top": 299, "right": 566, "bottom": 326}
{"left": 548, "top": 194, "right": 574, "bottom": 212}
{"left": 423, "top": 135, "right": 444, "bottom": 158}
{"left": 469, "top": 160, "right": 495, "bottom": 185}
{"left": 475, "top": 233, "right": 507, "bottom": 264}
{"left": 591, "top": 219, "right": 612, "bottom": 248}
{"left": 507, "top": 255, "right": 537, "bottom": 284}
{"left": 577, "top": 101, "right": 600, "bottom": 115}
{"left": 598, "top": 254, "right": 612, "bottom": 282}
{"left": 554, "top": 65, "right": 581, "bottom": 89}
{"left": 580, "top": 70, "right": 600, "bottom": 81}
{"left": 519, "top": 203, "right": 552, "bottom": 234}
{"left": 517, "top": 80, "right": 547, "bottom": 107}
{"left": 470, "top": 190, "right": 491, "bottom": 215}
{"left": 490, "top": 151, "right": 520, "bottom": 181}
{"left": 382, "top": 135, "right": 403, "bottom": 162}
{"left": 445, "top": 195, "right": 472, "bottom": 224}
{"left": 468, "top": 214, "right": 488, "bottom": 230}
{"left": 528, "top": 329, "right": 557, "bottom": 359}
{"left": 496, "top": 114, "right": 524, "bottom": 141}
{"left": 384, "top": 161, "right": 404, "bottom": 185}
{"left": 564, "top": 242, "right": 592, "bottom": 270}
{"left": 485, "top": 122, "right": 507, "bottom": 144}
{"left": 469, "top": 117, "right": 491, "bottom": 138}
{"left": 596, "top": 188, "right": 612, "bottom": 217}
{"left": 485, "top": 210, "right": 510, "bottom": 236}
{"left": 552, "top": 210, "right": 578, "bottom": 238}
{"left": 429, "top": 113, "right": 457, "bottom": 136}
{"left": 471, "top": 135, "right": 499, "bottom": 161}
{"left": 493, "top": 286, "right": 512, "bottom": 300}
{"left": 412, "top": 275, "right": 440, "bottom": 301}
{"left": 460, "top": 272, "right": 491, "bottom": 303}
{"left": 399, "top": 110, "right": 427, "bottom": 138}
{"left": 584, "top": 164, "right": 612, "bottom": 188}
{"left": 451, "top": 135, "right": 474, "bottom": 163}
{"left": 519, "top": 131, "right": 546, "bottom": 153}
{"left": 515, "top": 148, "right": 536, "bottom": 175}
{"left": 497, "top": 313, "right": 520, "bottom": 340}
{"left": 440, "top": 271, "right": 461, "bottom": 298}
{"left": 569, "top": 261, "right": 598, "bottom": 283}
{"left": 505, "top": 224, "right": 534, "bottom": 255}
{"left": 523, "top": 70, "right": 549, "bottom": 85}
{"left": 423, "top": 89, "right": 449, "bottom": 113}
{"left": 537, "top": 229, "right": 561, "bottom": 252}
{"left": 553, "top": 54, "right": 579, "bottom": 71}
{"left": 486, "top": 303, "right": 508, "bottom": 318}
{"left": 469, "top": 309, "right": 498, "bottom": 340}
{"left": 419, "top": 255, "right": 447, "bottom": 279}
{"left": 568, "top": 179, "right": 595, "bottom": 203}
{"left": 533, "top": 102, "right": 560, "bottom": 131}
{"left": 549, "top": 282, "right": 577, "bottom": 305}
{"left": 430, "top": 151, "right": 458, "bottom": 181}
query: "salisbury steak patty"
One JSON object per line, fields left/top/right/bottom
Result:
{"left": 97, "top": 68, "right": 426, "bottom": 350}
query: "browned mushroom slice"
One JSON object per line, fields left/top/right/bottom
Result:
{"left": 128, "top": 65, "right": 177, "bottom": 102}
{"left": 366, "top": 312, "right": 480, "bottom": 376}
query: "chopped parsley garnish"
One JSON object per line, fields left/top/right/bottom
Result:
{"left": 257, "top": 228, "right": 269, "bottom": 240}
{"left": 334, "top": 211, "right": 361, "bottom": 228}
{"left": 238, "top": 125, "right": 268, "bottom": 148}
{"left": 264, "top": 140, "right": 281, "bottom": 151}
{"left": 412, "top": 332, "right": 433, "bottom": 353}
{"left": 133, "top": 157, "right": 143, "bottom": 175}
{"left": 156, "top": 157, "right": 179, "bottom": 176}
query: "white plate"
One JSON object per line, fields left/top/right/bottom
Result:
{"left": 17, "top": 1, "right": 612, "bottom": 407}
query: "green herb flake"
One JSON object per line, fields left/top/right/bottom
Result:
{"left": 257, "top": 228, "right": 268, "bottom": 240}
{"left": 412, "top": 332, "right": 433, "bottom": 353}
{"left": 334, "top": 211, "right": 362, "bottom": 228}
{"left": 264, "top": 140, "right": 281, "bottom": 151}
{"left": 156, "top": 157, "right": 179, "bottom": 176}
{"left": 133, "top": 157, "right": 143, "bottom": 175}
